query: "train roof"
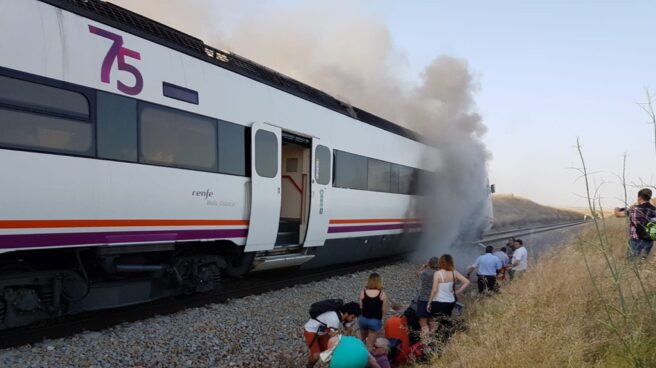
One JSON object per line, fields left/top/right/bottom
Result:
{"left": 39, "top": 0, "right": 423, "bottom": 143}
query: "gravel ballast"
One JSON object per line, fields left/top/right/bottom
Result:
{"left": 0, "top": 262, "right": 421, "bottom": 368}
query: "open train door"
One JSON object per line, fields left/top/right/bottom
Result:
{"left": 245, "top": 123, "right": 282, "bottom": 252}
{"left": 303, "top": 140, "right": 332, "bottom": 247}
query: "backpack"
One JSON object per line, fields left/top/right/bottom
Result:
{"left": 646, "top": 217, "right": 656, "bottom": 241}
{"left": 309, "top": 299, "right": 344, "bottom": 319}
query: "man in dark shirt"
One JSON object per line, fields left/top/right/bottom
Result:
{"left": 617, "top": 188, "right": 656, "bottom": 260}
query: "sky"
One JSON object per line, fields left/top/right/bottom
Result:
{"left": 113, "top": 0, "right": 656, "bottom": 209}
{"left": 360, "top": 0, "right": 656, "bottom": 208}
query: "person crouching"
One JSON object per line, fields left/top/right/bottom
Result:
{"left": 304, "top": 302, "right": 362, "bottom": 368}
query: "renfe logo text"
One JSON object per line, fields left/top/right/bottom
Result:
{"left": 192, "top": 190, "right": 214, "bottom": 199}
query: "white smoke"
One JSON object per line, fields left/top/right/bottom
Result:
{"left": 112, "top": 0, "right": 490, "bottom": 262}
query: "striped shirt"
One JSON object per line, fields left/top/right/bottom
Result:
{"left": 629, "top": 203, "right": 656, "bottom": 240}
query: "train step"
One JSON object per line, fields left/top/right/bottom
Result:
{"left": 275, "top": 231, "right": 299, "bottom": 246}
{"left": 251, "top": 253, "right": 315, "bottom": 272}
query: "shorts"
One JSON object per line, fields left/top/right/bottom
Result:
{"left": 431, "top": 301, "right": 455, "bottom": 319}
{"left": 416, "top": 301, "right": 454, "bottom": 319}
{"left": 416, "top": 301, "right": 431, "bottom": 318}
{"left": 358, "top": 316, "right": 383, "bottom": 331}
{"left": 304, "top": 330, "right": 330, "bottom": 355}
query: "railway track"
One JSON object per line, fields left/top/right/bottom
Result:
{"left": 0, "top": 220, "right": 587, "bottom": 349}
{"left": 480, "top": 220, "right": 588, "bottom": 244}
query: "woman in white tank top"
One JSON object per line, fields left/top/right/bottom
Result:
{"left": 427, "top": 254, "right": 470, "bottom": 324}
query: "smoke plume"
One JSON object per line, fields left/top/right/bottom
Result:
{"left": 112, "top": 0, "right": 490, "bottom": 263}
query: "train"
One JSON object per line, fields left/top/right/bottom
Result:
{"left": 0, "top": 0, "right": 491, "bottom": 329}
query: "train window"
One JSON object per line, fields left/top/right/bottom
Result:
{"left": 219, "top": 121, "right": 248, "bottom": 176}
{"left": 0, "top": 75, "right": 93, "bottom": 155}
{"left": 367, "top": 158, "right": 391, "bottom": 192}
{"left": 398, "top": 166, "right": 416, "bottom": 194}
{"left": 254, "top": 130, "right": 278, "bottom": 178}
{"left": 0, "top": 75, "right": 89, "bottom": 118}
{"left": 0, "top": 108, "right": 93, "bottom": 155}
{"left": 315, "top": 145, "right": 331, "bottom": 185}
{"left": 97, "top": 92, "right": 137, "bottom": 162}
{"left": 333, "top": 150, "right": 367, "bottom": 190}
{"left": 390, "top": 164, "right": 400, "bottom": 193}
{"left": 139, "top": 103, "right": 218, "bottom": 172}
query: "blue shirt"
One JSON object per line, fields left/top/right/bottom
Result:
{"left": 493, "top": 251, "right": 510, "bottom": 267}
{"left": 473, "top": 253, "right": 502, "bottom": 276}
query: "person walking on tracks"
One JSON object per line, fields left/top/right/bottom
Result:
{"left": 467, "top": 245, "right": 502, "bottom": 294}
{"left": 304, "top": 300, "right": 362, "bottom": 368}
{"left": 359, "top": 273, "right": 388, "bottom": 350}
{"left": 616, "top": 188, "right": 656, "bottom": 260}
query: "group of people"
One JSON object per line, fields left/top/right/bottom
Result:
{"left": 466, "top": 238, "right": 528, "bottom": 294}
{"left": 302, "top": 274, "right": 394, "bottom": 368}
{"left": 302, "top": 241, "right": 530, "bottom": 368}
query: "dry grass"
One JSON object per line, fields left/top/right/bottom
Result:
{"left": 492, "top": 194, "right": 584, "bottom": 230}
{"left": 429, "top": 219, "right": 656, "bottom": 368}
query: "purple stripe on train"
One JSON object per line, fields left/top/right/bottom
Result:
{"left": 327, "top": 223, "right": 421, "bottom": 234}
{"left": 0, "top": 229, "right": 248, "bottom": 249}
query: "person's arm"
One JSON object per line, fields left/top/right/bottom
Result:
{"left": 381, "top": 291, "right": 389, "bottom": 319}
{"left": 511, "top": 254, "right": 519, "bottom": 268}
{"left": 427, "top": 272, "right": 440, "bottom": 312}
{"left": 367, "top": 353, "right": 382, "bottom": 368}
{"left": 454, "top": 271, "right": 470, "bottom": 294}
{"left": 466, "top": 265, "right": 475, "bottom": 278}
{"left": 416, "top": 262, "right": 428, "bottom": 277}
{"left": 359, "top": 290, "right": 365, "bottom": 309}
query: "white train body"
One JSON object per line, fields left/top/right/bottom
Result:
{"left": 0, "top": 0, "right": 426, "bottom": 255}
{"left": 0, "top": 0, "right": 440, "bottom": 327}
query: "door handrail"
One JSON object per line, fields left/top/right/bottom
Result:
{"left": 282, "top": 175, "right": 303, "bottom": 193}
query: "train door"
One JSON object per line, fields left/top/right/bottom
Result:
{"left": 303, "top": 140, "right": 332, "bottom": 247}
{"left": 277, "top": 133, "right": 311, "bottom": 247}
{"left": 245, "top": 123, "right": 282, "bottom": 252}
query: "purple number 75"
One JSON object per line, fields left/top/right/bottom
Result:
{"left": 89, "top": 25, "right": 144, "bottom": 96}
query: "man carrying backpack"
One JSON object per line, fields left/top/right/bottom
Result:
{"left": 617, "top": 188, "right": 656, "bottom": 260}
{"left": 304, "top": 300, "right": 362, "bottom": 368}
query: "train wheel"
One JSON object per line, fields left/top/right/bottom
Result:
{"left": 224, "top": 252, "right": 254, "bottom": 278}
{"left": 172, "top": 253, "right": 224, "bottom": 294}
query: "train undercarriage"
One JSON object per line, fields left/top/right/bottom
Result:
{"left": 0, "top": 242, "right": 255, "bottom": 329}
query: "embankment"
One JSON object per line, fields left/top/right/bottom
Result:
{"left": 431, "top": 219, "right": 656, "bottom": 367}
{"left": 492, "top": 194, "right": 584, "bottom": 230}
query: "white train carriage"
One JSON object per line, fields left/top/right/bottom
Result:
{"left": 0, "top": 0, "right": 430, "bottom": 328}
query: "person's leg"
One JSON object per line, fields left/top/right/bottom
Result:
{"left": 304, "top": 331, "right": 321, "bottom": 368}
{"left": 358, "top": 317, "right": 369, "bottom": 341}
{"left": 477, "top": 275, "right": 485, "bottom": 293}
{"left": 628, "top": 239, "right": 641, "bottom": 260}
{"left": 644, "top": 240, "right": 654, "bottom": 257}
{"left": 639, "top": 240, "right": 653, "bottom": 259}
{"left": 366, "top": 330, "right": 378, "bottom": 350}
{"left": 487, "top": 276, "right": 497, "bottom": 293}
{"left": 419, "top": 317, "right": 429, "bottom": 334}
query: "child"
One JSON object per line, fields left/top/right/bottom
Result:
{"left": 372, "top": 338, "right": 392, "bottom": 368}
{"left": 359, "top": 273, "right": 389, "bottom": 349}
